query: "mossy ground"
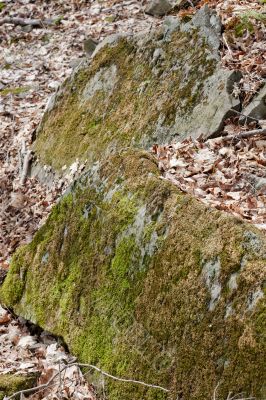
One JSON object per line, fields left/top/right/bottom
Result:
{"left": 1, "top": 150, "right": 265, "bottom": 400}
{"left": 0, "top": 86, "right": 31, "bottom": 96}
{"left": 33, "top": 29, "right": 216, "bottom": 172}
{"left": 0, "top": 374, "right": 37, "bottom": 399}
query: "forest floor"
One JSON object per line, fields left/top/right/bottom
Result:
{"left": 0, "top": 0, "right": 265, "bottom": 397}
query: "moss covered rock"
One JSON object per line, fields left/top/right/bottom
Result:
{"left": 0, "top": 374, "right": 36, "bottom": 399}
{"left": 32, "top": 6, "right": 241, "bottom": 177}
{"left": 1, "top": 149, "right": 265, "bottom": 399}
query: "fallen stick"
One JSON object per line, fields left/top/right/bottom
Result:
{"left": 0, "top": 17, "right": 60, "bottom": 28}
{"left": 223, "top": 128, "right": 266, "bottom": 141}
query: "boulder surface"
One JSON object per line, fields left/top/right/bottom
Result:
{"left": 1, "top": 150, "right": 265, "bottom": 399}
{"left": 32, "top": 7, "right": 241, "bottom": 178}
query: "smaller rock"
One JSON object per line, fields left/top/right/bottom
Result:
{"left": 241, "top": 84, "right": 266, "bottom": 123}
{"left": 145, "top": 0, "right": 172, "bottom": 17}
{"left": 21, "top": 24, "right": 33, "bottom": 33}
{"left": 83, "top": 37, "right": 99, "bottom": 57}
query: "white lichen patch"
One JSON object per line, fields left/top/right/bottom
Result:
{"left": 202, "top": 257, "right": 221, "bottom": 311}
{"left": 247, "top": 288, "right": 264, "bottom": 311}
{"left": 228, "top": 272, "right": 239, "bottom": 292}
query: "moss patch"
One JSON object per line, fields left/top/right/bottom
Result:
{"left": 1, "top": 149, "right": 265, "bottom": 400}
{"left": 0, "top": 374, "right": 36, "bottom": 400}
{"left": 0, "top": 86, "right": 31, "bottom": 96}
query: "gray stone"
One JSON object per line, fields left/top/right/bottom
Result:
{"left": 21, "top": 24, "right": 33, "bottom": 33}
{"left": 161, "top": 69, "right": 242, "bottom": 141}
{"left": 145, "top": 0, "right": 172, "bottom": 16}
{"left": 241, "top": 84, "right": 266, "bottom": 123}
{"left": 163, "top": 16, "right": 180, "bottom": 40}
{"left": 182, "top": 5, "right": 222, "bottom": 52}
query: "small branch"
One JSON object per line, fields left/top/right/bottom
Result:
{"left": 78, "top": 363, "right": 170, "bottom": 392}
{"left": 7, "top": 362, "right": 169, "bottom": 400}
{"left": 222, "top": 33, "right": 233, "bottom": 57}
{"left": 223, "top": 128, "right": 266, "bottom": 141}
{"left": 0, "top": 17, "right": 60, "bottom": 28}
{"left": 213, "top": 382, "right": 220, "bottom": 400}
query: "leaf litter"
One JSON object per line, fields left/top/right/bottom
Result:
{"left": 152, "top": 128, "right": 266, "bottom": 229}
{"left": 0, "top": 306, "right": 96, "bottom": 399}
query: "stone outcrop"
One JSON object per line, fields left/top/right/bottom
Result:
{"left": 1, "top": 6, "right": 265, "bottom": 400}
{"left": 31, "top": 6, "right": 241, "bottom": 181}
{"left": 1, "top": 150, "right": 266, "bottom": 399}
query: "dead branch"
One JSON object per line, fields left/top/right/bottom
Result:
{"left": 223, "top": 128, "right": 266, "bottom": 141}
{"left": 7, "top": 362, "right": 170, "bottom": 399}
{"left": 0, "top": 17, "right": 60, "bottom": 28}
{"left": 213, "top": 382, "right": 220, "bottom": 400}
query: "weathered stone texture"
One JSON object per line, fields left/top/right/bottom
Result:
{"left": 1, "top": 150, "right": 265, "bottom": 400}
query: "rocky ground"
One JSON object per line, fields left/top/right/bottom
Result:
{"left": 0, "top": 0, "right": 265, "bottom": 397}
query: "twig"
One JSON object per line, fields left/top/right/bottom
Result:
{"left": 59, "top": 362, "right": 62, "bottom": 397}
{"left": 78, "top": 363, "right": 170, "bottom": 392}
{"left": 222, "top": 33, "right": 233, "bottom": 57}
{"left": 213, "top": 382, "right": 220, "bottom": 400}
{"left": 6, "top": 362, "right": 170, "bottom": 399}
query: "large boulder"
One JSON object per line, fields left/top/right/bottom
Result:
{"left": 1, "top": 150, "right": 265, "bottom": 400}
{"left": 31, "top": 6, "right": 241, "bottom": 180}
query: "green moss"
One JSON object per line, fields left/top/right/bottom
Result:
{"left": 0, "top": 86, "right": 31, "bottom": 96}
{"left": 0, "top": 374, "right": 36, "bottom": 399}
{"left": 1, "top": 149, "right": 265, "bottom": 400}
